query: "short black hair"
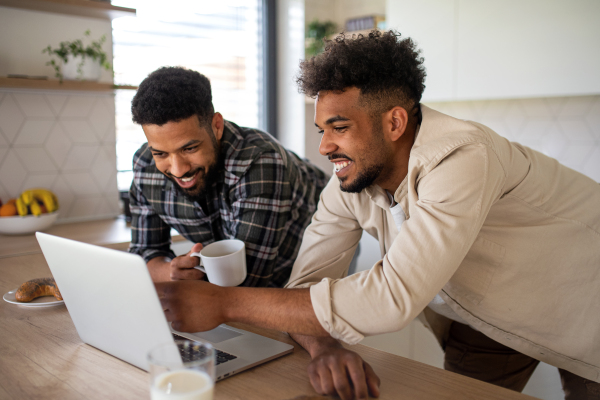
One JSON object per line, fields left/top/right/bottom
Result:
{"left": 296, "top": 30, "right": 426, "bottom": 118}
{"left": 131, "top": 67, "right": 214, "bottom": 126}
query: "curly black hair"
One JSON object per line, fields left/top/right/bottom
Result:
{"left": 131, "top": 67, "right": 214, "bottom": 126}
{"left": 297, "top": 30, "right": 426, "bottom": 118}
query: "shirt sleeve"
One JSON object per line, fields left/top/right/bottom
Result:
{"left": 297, "top": 143, "right": 506, "bottom": 344}
{"left": 128, "top": 176, "right": 176, "bottom": 262}
{"left": 229, "top": 151, "right": 297, "bottom": 287}
{"left": 285, "top": 176, "right": 364, "bottom": 289}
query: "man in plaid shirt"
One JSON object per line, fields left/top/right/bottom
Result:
{"left": 128, "top": 67, "right": 328, "bottom": 287}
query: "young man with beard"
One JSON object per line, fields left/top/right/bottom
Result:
{"left": 154, "top": 33, "right": 600, "bottom": 400}
{"left": 128, "top": 67, "right": 328, "bottom": 287}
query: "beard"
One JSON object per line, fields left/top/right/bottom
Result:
{"left": 339, "top": 162, "right": 384, "bottom": 193}
{"left": 165, "top": 161, "right": 220, "bottom": 202}
{"left": 337, "top": 119, "right": 388, "bottom": 193}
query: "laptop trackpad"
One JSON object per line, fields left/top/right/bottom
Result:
{"left": 193, "top": 326, "right": 243, "bottom": 343}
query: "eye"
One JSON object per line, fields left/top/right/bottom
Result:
{"left": 151, "top": 151, "right": 166, "bottom": 158}
{"left": 317, "top": 129, "right": 324, "bottom": 135}
{"left": 334, "top": 126, "right": 348, "bottom": 133}
{"left": 183, "top": 145, "right": 199, "bottom": 153}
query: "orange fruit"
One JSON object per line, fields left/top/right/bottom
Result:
{"left": 0, "top": 203, "right": 18, "bottom": 217}
{"left": 7, "top": 198, "right": 17, "bottom": 206}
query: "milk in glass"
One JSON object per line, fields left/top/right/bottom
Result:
{"left": 151, "top": 369, "right": 214, "bottom": 400}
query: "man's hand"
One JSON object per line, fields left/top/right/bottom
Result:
{"left": 170, "top": 243, "right": 205, "bottom": 280}
{"left": 155, "top": 280, "right": 225, "bottom": 332}
{"left": 292, "top": 334, "right": 380, "bottom": 400}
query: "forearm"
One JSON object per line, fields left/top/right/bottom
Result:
{"left": 290, "top": 333, "right": 342, "bottom": 358}
{"left": 147, "top": 256, "right": 172, "bottom": 282}
{"left": 222, "top": 287, "right": 329, "bottom": 337}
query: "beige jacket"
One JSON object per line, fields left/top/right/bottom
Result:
{"left": 286, "top": 105, "right": 600, "bottom": 382}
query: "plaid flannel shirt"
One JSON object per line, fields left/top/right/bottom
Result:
{"left": 128, "top": 121, "right": 328, "bottom": 287}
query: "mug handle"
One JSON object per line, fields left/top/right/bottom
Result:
{"left": 189, "top": 252, "right": 206, "bottom": 273}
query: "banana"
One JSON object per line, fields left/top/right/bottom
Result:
{"left": 20, "top": 188, "right": 58, "bottom": 213}
{"left": 29, "top": 200, "right": 42, "bottom": 217}
{"left": 15, "top": 196, "right": 28, "bottom": 216}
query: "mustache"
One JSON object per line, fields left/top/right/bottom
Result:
{"left": 328, "top": 153, "right": 352, "bottom": 162}
{"left": 166, "top": 167, "right": 203, "bottom": 180}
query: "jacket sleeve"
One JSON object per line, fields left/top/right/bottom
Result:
{"left": 300, "top": 143, "right": 506, "bottom": 344}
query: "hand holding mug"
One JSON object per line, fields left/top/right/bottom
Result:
{"left": 189, "top": 239, "right": 247, "bottom": 287}
{"left": 170, "top": 243, "right": 205, "bottom": 281}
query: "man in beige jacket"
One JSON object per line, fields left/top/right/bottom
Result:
{"left": 156, "top": 31, "right": 600, "bottom": 400}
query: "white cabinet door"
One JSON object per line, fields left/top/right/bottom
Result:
{"left": 386, "top": 0, "right": 600, "bottom": 101}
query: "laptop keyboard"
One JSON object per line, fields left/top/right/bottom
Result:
{"left": 172, "top": 333, "right": 237, "bottom": 365}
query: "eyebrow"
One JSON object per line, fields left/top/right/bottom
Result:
{"left": 148, "top": 140, "right": 201, "bottom": 153}
{"left": 315, "top": 115, "right": 350, "bottom": 128}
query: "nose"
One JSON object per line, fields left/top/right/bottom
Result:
{"left": 319, "top": 131, "right": 337, "bottom": 156}
{"left": 168, "top": 154, "right": 191, "bottom": 178}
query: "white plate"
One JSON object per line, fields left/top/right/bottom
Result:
{"left": 3, "top": 289, "right": 64, "bottom": 307}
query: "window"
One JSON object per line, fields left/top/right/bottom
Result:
{"left": 111, "top": 0, "right": 266, "bottom": 191}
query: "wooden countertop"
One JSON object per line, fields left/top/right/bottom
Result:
{"left": 0, "top": 252, "right": 537, "bottom": 399}
{"left": 0, "top": 217, "right": 184, "bottom": 258}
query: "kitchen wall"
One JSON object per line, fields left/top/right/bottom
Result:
{"left": 0, "top": 88, "right": 121, "bottom": 221}
{"left": 0, "top": 6, "right": 119, "bottom": 221}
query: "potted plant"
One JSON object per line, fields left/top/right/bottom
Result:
{"left": 305, "top": 20, "right": 337, "bottom": 58}
{"left": 43, "top": 30, "right": 112, "bottom": 82}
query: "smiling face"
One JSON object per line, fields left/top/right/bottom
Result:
{"left": 142, "top": 114, "right": 224, "bottom": 199}
{"left": 315, "top": 88, "right": 396, "bottom": 193}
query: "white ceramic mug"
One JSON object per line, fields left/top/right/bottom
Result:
{"left": 190, "top": 239, "right": 246, "bottom": 287}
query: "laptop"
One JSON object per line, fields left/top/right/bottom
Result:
{"left": 35, "top": 232, "right": 293, "bottom": 380}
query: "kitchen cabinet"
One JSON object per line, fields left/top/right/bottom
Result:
{"left": 387, "top": 0, "right": 600, "bottom": 101}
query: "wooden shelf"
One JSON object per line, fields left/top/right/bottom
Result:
{"left": 0, "top": 77, "right": 137, "bottom": 91}
{"left": 0, "top": 0, "right": 135, "bottom": 20}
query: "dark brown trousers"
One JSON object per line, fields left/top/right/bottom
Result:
{"left": 444, "top": 322, "right": 600, "bottom": 399}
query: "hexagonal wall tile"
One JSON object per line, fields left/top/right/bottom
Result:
{"left": 88, "top": 98, "right": 113, "bottom": 140}
{"left": 0, "top": 147, "right": 8, "bottom": 166}
{"left": 62, "top": 145, "right": 99, "bottom": 171}
{"left": 51, "top": 175, "right": 75, "bottom": 219}
{"left": 519, "top": 98, "right": 553, "bottom": 118}
{"left": 520, "top": 118, "right": 557, "bottom": 141}
{"left": 60, "top": 120, "right": 99, "bottom": 144}
{"left": 45, "top": 124, "right": 72, "bottom": 167}
{"left": 557, "top": 119, "right": 595, "bottom": 141}
{"left": 0, "top": 152, "right": 28, "bottom": 196}
{"left": 63, "top": 172, "right": 101, "bottom": 196}
{"left": 13, "top": 93, "right": 54, "bottom": 118}
{"left": 45, "top": 94, "right": 68, "bottom": 116}
{"left": 0, "top": 95, "right": 25, "bottom": 143}
{"left": 559, "top": 144, "right": 594, "bottom": 171}
{"left": 14, "top": 120, "right": 54, "bottom": 145}
{"left": 60, "top": 95, "right": 95, "bottom": 118}
{"left": 91, "top": 147, "right": 117, "bottom": 190}
{"left": 22, "top": 173, "right": 59, "bottom": 192}
{"left": 559, "top": 96, "right": 594, "bottom": 117}
{"left": 68, "top": 196, "right": 103, "bottom": 219}
{"left": 14, "top": 147, "right": 58, "bottom": 172}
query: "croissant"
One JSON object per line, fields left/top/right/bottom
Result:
{"left": 15, "top": 277, "right": 62, "bottom": 302}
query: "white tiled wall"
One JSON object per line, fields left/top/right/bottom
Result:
{"left": 424, "top": 95, "right": 600, "bottom": 183}
{"left": 0, "top": 89, "right": 120, "bottom": 222}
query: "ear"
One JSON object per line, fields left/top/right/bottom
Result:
{"left": 384, "top": 106, "right": 409, "bottom": 142}
{"left": 212, "top": 112, "right": 225, "bottom": 141}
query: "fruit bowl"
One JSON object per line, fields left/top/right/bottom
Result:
{"left": 0, "top": 212, "right": 59, "bottom": 235}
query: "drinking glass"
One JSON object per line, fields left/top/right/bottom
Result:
{"left": 148, "top": 340, "right": 215, "bottom": 400}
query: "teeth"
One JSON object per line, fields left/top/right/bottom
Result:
{"left": 334, "top": 161, "right": 350, "bottom": 173}
{"left": 181, "top": 176, "right": 194, "bottom": 182}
